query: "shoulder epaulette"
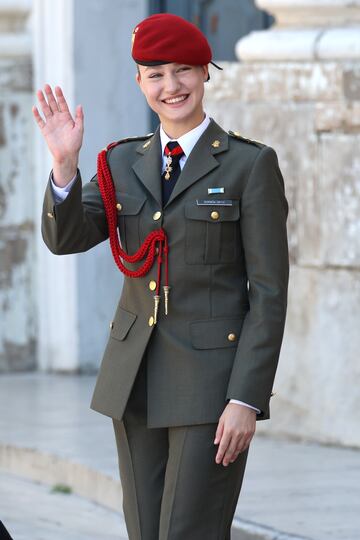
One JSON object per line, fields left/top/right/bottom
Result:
{"left": 106, "top": 133, "right": 154, "bottom": 151}
{"left": 228, "top": 130, "right": 264, "bottom": 148}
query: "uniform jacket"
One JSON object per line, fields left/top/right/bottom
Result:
{"left": 42, "top": 119, "right": 289, "bottom": 428}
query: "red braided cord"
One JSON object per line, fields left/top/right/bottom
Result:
{"left": 164, "top": 235, "right": 169, "bottom": 287}
{"left": 156, "top": 240, "right": 162, "bottom": 295}
{"left": 96, "top": 147, "right": 168, "bottom": 279}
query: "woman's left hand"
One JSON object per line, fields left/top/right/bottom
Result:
{"left": 214, "top": 403, "right": 256, "bottom": 466}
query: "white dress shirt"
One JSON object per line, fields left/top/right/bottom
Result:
{"left": 51, "top": 170, "right": 78, "bottom": 204}
{"left": 159, "top": 114, "right": 210, "bottom": 172}
{"left": 50, "top": 114, "right": 261, "bottom": 415}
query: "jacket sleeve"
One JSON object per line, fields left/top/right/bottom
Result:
{"left": 226, "top": 145, "right": 289, "bottom": 420}
{"left": 41, "top": 170, "right": 109, "bottom": 255}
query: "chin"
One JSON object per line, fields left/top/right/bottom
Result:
{"left": 161, "top": 104, "right": 197, "bottom": 122}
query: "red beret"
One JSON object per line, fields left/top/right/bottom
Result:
{"left": 131, "top": 13, "right": 214, "bottom": 67}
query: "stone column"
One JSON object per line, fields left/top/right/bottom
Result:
{"left": 32, "top": 0, "right": 79, "bottom": 371}
{"left": 204, "top": 0, "right": 360, "bottom": 447}
{"left": 0, "top": 0, "right": 36, "bottom": 371}
{"left": 32, "top": 0, "right": 148, "bottom": 372}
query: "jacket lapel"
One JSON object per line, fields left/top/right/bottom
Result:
{"left": 132, "top": 127, "right": 162, "bottom": 208}
{"left": 131, "top": 119, "right": 229, "bottom": 209}
{"left": 164, "top": 119, "right": 229, "bottom": 208}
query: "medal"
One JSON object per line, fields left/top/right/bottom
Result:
{"left": 164, "top": 142, "right": 184, "bottom": 180}
{"left": 164, "top": 155, "right": 173, "bottom": 180}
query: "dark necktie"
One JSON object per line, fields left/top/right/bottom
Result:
{"left": 162, "top": 141, "right": 184, "bottom": 206}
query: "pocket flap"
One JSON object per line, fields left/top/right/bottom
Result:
{"left": 115, "top": 192, "right": 146, "bottom": 215}
{"left": 110, "top": 305, "right": 137, "bottom": 341}
{"left": 185, "top": 200, "right": 239, "bottom": 222}
{"left": 190, "top": 316, "right": 246, "bottom": 349}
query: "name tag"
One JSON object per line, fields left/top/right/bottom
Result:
{"left": 196, "top": 199, "right": 233, "bottom": 206}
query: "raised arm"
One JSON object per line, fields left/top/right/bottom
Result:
{"left": 33, "top": 85, "right": 108, "bottom": 255}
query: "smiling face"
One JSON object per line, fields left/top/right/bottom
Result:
{"left": 136, "top": 63, "right": 209, "bottom": 138}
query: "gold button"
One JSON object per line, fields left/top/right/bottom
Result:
{"left": 109, "top": 321, "right": 114, "bottom": 330}
{"left": 47, "top": 212, "right": 54, "bottom": 219}
{"left": 227, "top": 333, "right": 237, "bottom": 342}
{"left": 153, "top": 211, "right": 162, "bottom": 221}
{"left": 116, "top": 202, "right": 122, "bottom": 211}
{"left": 210, "top": 211, "right": 220, "bottom": 220}
{"left": 148, "top": 316, "right": 155, "bottom": 326}
{"left": 149, "top": 280, "right": 157, "bottom": 291}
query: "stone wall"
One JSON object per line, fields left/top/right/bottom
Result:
{"left": 204, "top": 1, "right": 360, "bottom": 448}
{"left": 0, "top": 1, "right": 36, "bottom": 371}
{"left": 32, "top": 0, "right": 149, "bottom": 373}
{"left": 1, "top": 0, "right": 149, "bottom": 372}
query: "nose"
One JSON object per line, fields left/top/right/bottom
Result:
{"left": 163, "top": 72, "right": 181, "bottom": 94}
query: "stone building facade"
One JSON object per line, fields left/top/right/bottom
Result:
{"left": 0, "top": 0, "right": 35, "bottom": 370}
{"left": 1, "top": 0, "right": 359, "bottom": 447}
{"left": 0, "top": 0, "right": 148, "bottom": 373}
{"left": 204, "top": 0, "right": 360, "bottom": 447}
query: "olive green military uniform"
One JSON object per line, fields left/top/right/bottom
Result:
{"left": 42, "top": 118, "right": 289, "bottom": 539}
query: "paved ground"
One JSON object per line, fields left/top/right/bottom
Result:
{"left": 0, "top": 373, "right": 359, "bottom": 540}
{"left": 0, "top": 471, "right": 128, "bottom": 540}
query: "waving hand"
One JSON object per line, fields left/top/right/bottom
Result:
{"left": 32, "top": 84, "right": 83, "bottom": 186}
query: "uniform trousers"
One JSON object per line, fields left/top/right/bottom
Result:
{"left": 112, "top": 351, "right": 249, "bottom": 540}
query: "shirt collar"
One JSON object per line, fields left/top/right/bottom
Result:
{"left": 160, "top": 113, "right": 211, "bottom": 158}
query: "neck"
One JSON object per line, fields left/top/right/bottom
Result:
{"left": 161, "top": 110, "right": 205, "bottom": 139}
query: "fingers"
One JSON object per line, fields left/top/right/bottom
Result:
{"left": 214, "top": 416, "right": 255, "bottom": 466}
{"left": 215, "top": 428, "right": 232, "bottom": 465}
{"left": 74, "top": 104, "right": 84, "bottom": 130}
{"left": 32, "top": 105, "right": 45, "bottom": 129}
{"left": 216, "top": 430, "right": 250, "bottom": 466}
{"left": 214, "top": 420, "right": 223, "bottom": 445}
{"left": 223, "top": 436, "right": 242, "bottom": 465}
{"left": 36, "top": 88, "right": 53, "bottom": 120}
{"left": 35, "top": 84, "right": 69, "bottom": 120}
{"left": 54, "top": 86, "right": 70, "bottom": 113}
{"left": 33, "top": 84, "right": 79, "bottom": 130}
{"left": 229, "top": 435, "right": 250, "bottom": 462}
{"left": 44, "top": 83, "right": 60, "bottom": 114}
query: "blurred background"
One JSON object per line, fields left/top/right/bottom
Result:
{"left": 0, "top": 1, "right": 359, "bottom": 539}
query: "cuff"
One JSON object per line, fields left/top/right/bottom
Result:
{"left": 229, "top": 399, "right": 261, "bottom": 414}
{"left": 50, "top": 170, "right": 78, "bottom": 203}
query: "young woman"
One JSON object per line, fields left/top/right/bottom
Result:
{"left": 33, "top": 13, "right": 289, "bottom": 540}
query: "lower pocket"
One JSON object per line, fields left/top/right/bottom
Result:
{"left": 109, "top": 305, "right": 137, "bottom": 342}
{"left": 189, "top": 316, "right": 246, "bottom": 349}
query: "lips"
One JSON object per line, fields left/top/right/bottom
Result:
{"left": 162, "top": 94, "right": 189, "bottom": 105}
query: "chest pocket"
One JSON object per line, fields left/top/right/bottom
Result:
{"left": 184, "top": 200, "right": 240, "bottom": 264}
{"left": 116, "top": 192, "right": 146, "bottom": 254}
